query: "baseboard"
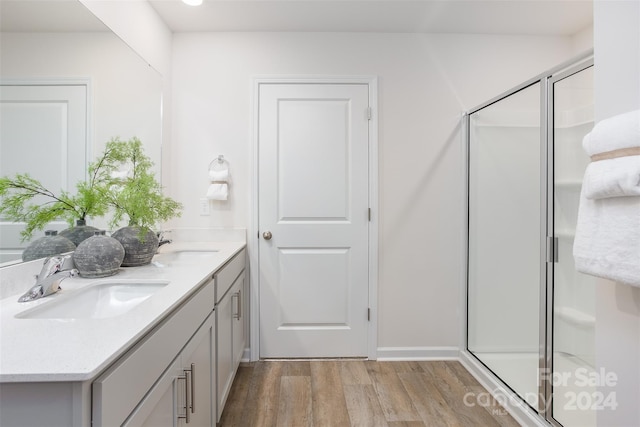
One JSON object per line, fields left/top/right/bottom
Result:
{"left": 376, "top": 346, "right": 460, "bottom": 361}
{"left": 241, "top": 347, "right": 251, "bottom": 363}
{"left": 459, "top": 351, "right": 549, "bottom": 427}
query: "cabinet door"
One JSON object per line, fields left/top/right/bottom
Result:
{"left": 216, "top": 286, "right": 234, "bottom": 422}
{"left": 125, "top": 313, "right": 215, "bottom": 427}
{"left": 180, "top": 312, "right": 215, "bottom": 427}
{"left": 231, "top": 272, "right": 246, "bottom": 368}
{"left": 139, "top": 377, "right": 177, "bottom": 427}
{"left": 123, "top": 359, "right": 181, "bottom": 427}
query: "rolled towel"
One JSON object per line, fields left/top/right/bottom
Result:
{"left": 582, "top": 109, "right": 640, "bottom": 156}
{"left": 209, "top": 169, "right": 229, "bottom": 181}
{"left": 110, "top": 169, "right": 130, "bottom": 180}
{"left": 583, "top": 156, "right": 640, "bottom": 199}
{"left": 206, "top": 183, "right": 228, "bottom": 201}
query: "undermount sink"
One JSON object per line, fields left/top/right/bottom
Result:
{"left": 16, "top": 280, "right": 170, "bottom": 320}
{"left": 158, "top": 250, "right": 219, "bottom": 262}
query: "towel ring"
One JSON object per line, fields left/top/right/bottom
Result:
{"left": 208, "top": 155, "right": 229, "bottom": 173}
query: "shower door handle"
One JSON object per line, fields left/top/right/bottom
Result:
{"left": 546, "top": 236, "right": 558, "bottom": 263}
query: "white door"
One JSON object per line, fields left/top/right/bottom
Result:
{"left": 0, "top": 83, "right": 88, "bottom": 254}
{"left": 258, "top": 83, "right": 370, "bottom": 358}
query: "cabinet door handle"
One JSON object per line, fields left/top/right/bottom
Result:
{"left": 178, "top": 369, "right": 191, "bottom": 424}
{"left": 190, "top": 363, "right": 196, "bottom": 414}
{"left": 186, "top": 368, "right": 192, "bottom": 423}
{"left": 233, "top": 291, "right": 241, "bottom": 320}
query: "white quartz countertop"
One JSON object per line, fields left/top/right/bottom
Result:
{"left": 0, "top": 241, "right": 245, "bottom": 383}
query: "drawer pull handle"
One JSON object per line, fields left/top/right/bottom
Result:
{"left": 178, "top": 368, "right": 191, "bottom": 423}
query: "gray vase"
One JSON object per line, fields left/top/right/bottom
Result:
{"left": 111, "top": 226, "right": 159, "bottom": 267}
{"left": 22, "top": 230, "right": 76, "bottom": 262}
{"left": 59, "top": 219, "right": 99, "bottom": 247}
{"left": 72, "top": 231, "right": 125, "bottom": 278}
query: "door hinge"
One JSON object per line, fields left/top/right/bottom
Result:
{"left": 367, "top": 107, "right": 372, "bottom": 120}
{"left": 368, "top": 208, "right": 371, "bottom": 221}
{"left": 367, "top": 308, "right": 371, "bottom": 321}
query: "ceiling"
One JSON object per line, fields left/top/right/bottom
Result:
{"left": 0, "top": 0, "right": 593, "bottom": 36}
{"left": 148, "top": 0, "right": 593, "bottom": 36}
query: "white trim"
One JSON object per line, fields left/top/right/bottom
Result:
{"left": 241, "top": 347, "right": 251, "bottom": 363}
{"left": 460, "top": 351, "right": 549, "bottom": 427}
{"left": 376, "top": 346, "right": 460, "bottom": 361}
{"left": 460, "top": 112, "right": 469, "bottom": 357}
{"left": 366, "top": 77, "right": 379, "bottom": 360}
{"left": 249, "top": 75, "right": 379, "bottom": 361}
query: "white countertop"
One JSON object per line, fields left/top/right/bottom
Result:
{"left": 0, "top": 241, "right": 245, "bottom": 383}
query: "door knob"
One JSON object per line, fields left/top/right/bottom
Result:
{"left": 262, "top": 231, "right": 272, "bottom": 240}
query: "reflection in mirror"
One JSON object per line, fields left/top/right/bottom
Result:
{"left": 0, "top": 0, "right": 162, "bottom": 266}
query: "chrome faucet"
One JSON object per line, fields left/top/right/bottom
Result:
{"left": 18, "top": 255, "right": 78, "bottom": 303}
{"left": 157, "top": 231, "right": 172, "bottom": 250}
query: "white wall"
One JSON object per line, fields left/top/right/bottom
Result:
{"left": 170, "top": 32, "right": 575, "bottom": 352}
{"left": 572, "top": 24, "right": 594, "bottom": 55}
{"left": 593, "top": 1, "right": 640, "bottom": 425}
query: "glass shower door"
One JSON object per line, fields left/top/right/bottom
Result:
{"left": 549, "top": 64, "right": 596, "bottom": 427}
{"left": 467, "top": 82, "right": 543, "bottom": 407}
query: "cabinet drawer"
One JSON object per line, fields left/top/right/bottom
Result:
{"left": 92, "top": 279, "right": 214, "bottom": 427}
{"left": 215, "top": 248, "right": 245, "bottom": 304}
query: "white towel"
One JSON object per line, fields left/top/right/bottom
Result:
{"left": 574, "top": 110, "right": 640, "bottom": 288}
{"left": 110, "top": 169, "right": 130, "bottom": 180}
{"left": 582, "top": 109, "right": 640, "bottom": 155}
{"left": 583, "top": 156, "right": 640, "bottom": 199}
{"left": 206, "top": 183, "right": 228, "bottom": 200}
{"left": 573, "top": 193, "right": 640, "bottom": 287}
{"left": 209, "top": 169, "right": 229, "bottom": 181}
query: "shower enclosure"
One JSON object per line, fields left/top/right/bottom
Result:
{"left": 465, "top": 54, "right": 596, "bottom": 427}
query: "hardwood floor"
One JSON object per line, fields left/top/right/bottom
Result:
{"left": 219, "top": 360, "right": 521, "bottom": 427}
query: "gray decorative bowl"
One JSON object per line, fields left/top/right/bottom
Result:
{"left": 111, "top": 226, "right": 159, "bottom": 267}
{"left": 72, "top": 231, "right": 125, "bottom": 278}
{"left": 59, "top": 219, "right": 100, "bottom": 247}
{"left": 22, "top": 230, "right": 76, "bottom": 262}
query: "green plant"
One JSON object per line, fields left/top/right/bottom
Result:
{"left": 102, "top": 137, "right": 182, "bottom": 233}
{"left": 0, "top": 146, "right": 119, "bottom": 241}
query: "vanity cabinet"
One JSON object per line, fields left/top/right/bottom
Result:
{"left": 93, "top": 277, "right": 215, "bottom": 427}
{"left": 0, "top": 244, "right": 247, "bottom": 427}
{"left": 125, "top": 312, "right": 214, "bottom": 427}
{"left": 214, "top": 248, "right": 246, "bottom": 422}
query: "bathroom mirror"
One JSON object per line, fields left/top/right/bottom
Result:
{"left": 0, "top": 0, "right": 163, "bottom": 266}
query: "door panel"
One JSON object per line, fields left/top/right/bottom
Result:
{"left": 278, "top": 99, "right": 350, "bottom": 220}
{"left": 0, "top": 84, "right": 88, "bottom": 254}
{"left": 259, "top": 83, "right": 369, "bottom": 358}
{"left": 467, "top": 82, "right": 542, "bottom": 405}
{"left": 551, "top": 65, "right": 596, "bottom": 427}
{"left": 278, "top": 248, "right": 349, "bottom": 326}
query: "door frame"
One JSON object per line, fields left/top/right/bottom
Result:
{"left": 249, "top": 76, "right": 379, "bottom": 361}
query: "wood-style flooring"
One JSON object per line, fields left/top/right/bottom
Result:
{"left": 219, "top": 360, "right": 521, "bottom": 427}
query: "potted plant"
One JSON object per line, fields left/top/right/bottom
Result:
{"left": 0, "top": 145, "right": 119, "bottom": 246}
{"left": 102, "top": 137, "right": 182, "bottom": 266}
